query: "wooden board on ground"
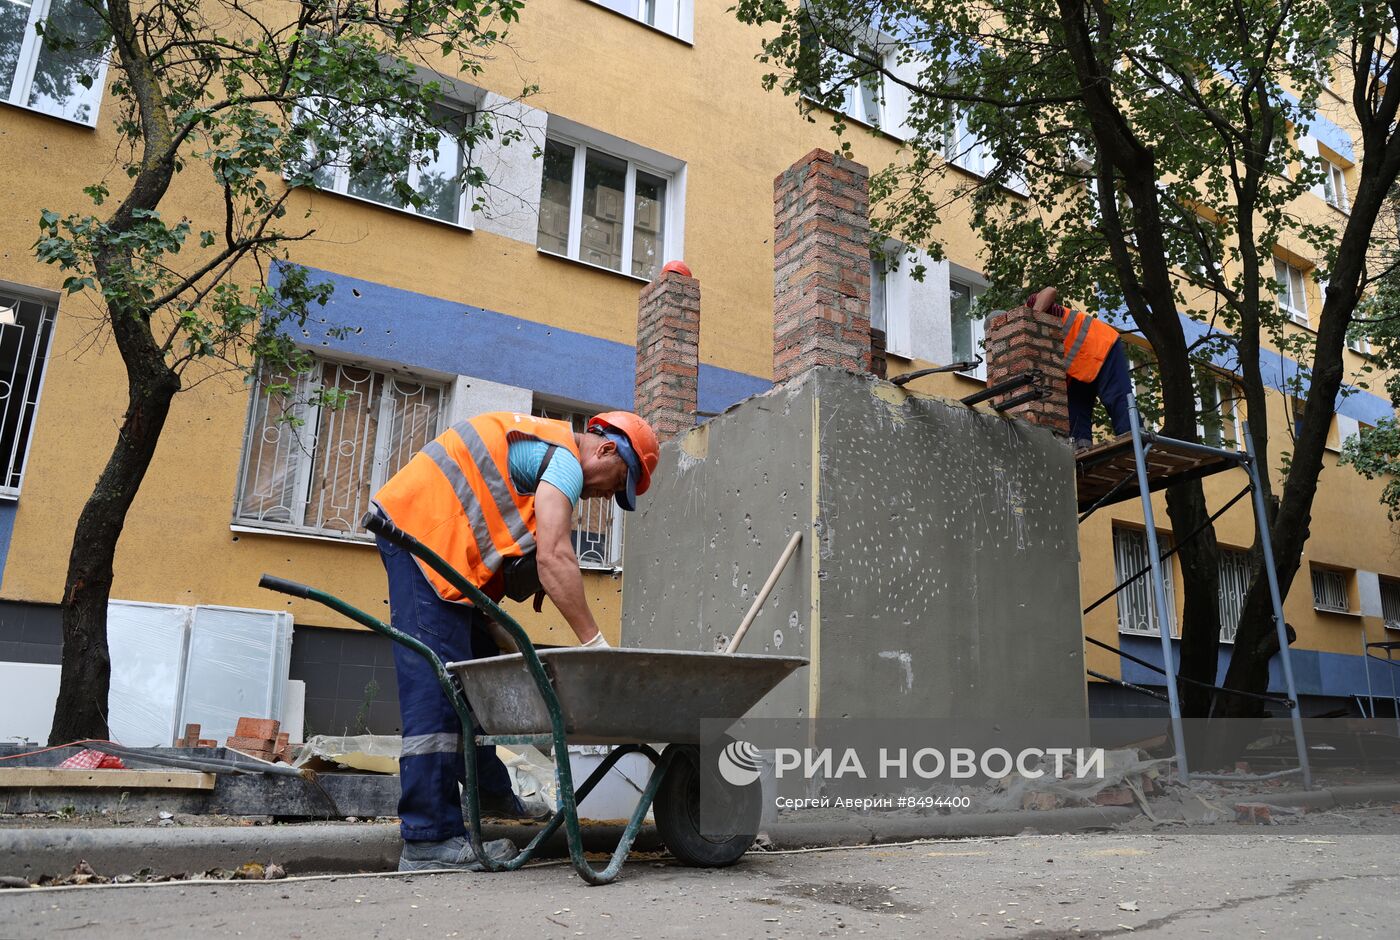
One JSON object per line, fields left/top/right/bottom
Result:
{"left": 0, "top": 768, "right": 217, "bottom": 790}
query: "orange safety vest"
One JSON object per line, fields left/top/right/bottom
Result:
{"left": 1061, "top": 307, "right": 1120, "bottom": 383}
{"left": 372, "top": 412, "right": 580, "bottom": 603}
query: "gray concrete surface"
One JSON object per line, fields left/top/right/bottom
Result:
{"left": 4, "top": 821, "right": 1399, "bottom": 938}
{"left": 623, "top": 368, "right": 1087, "bottom": 725}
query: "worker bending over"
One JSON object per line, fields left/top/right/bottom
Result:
{"left": 1028, "top": 287, "right": 1133, "bottom": 449}
{"left": 371, "top": 410, "right": 659, "bottom": 872}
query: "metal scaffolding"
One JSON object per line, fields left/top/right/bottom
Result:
{"left": 1077, "top": 392, "right": 1312, "bottom": 788}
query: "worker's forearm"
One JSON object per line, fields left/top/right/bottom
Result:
{"left": 537, "top": 551, "right": 602, "bottom": 644}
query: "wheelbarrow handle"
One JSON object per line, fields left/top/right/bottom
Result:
{"left": 361, "top": 511, "right": 418, "bottom": 551}
{"left": 258, "top": 574, "right": 314, "bottom": 600}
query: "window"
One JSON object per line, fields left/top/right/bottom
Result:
{"left": 537, "top": 136, "right": 672, "bottom": 281}
{"left": 1217, "top": 547, "right": 1254, "bottom": 643}
{"left": 531, "top": 403, "right": 623, "bottom": 570}
{"left": 869, "top": 254, "right": 888, "bottom": 334}
{"left": 1382, "top": 577, "right": 1400, "bottom": 631}
{"left": 945, "top": 105, "right": 992, "bottom": 176}
{"left": 300, "top": 99, "right": 475, "bottom": 227}
{"left": 1, "top": 0, "right": 107, "bottom": 125}
{"left": 585, "top": 0, "right": 693, "bottom": 41}
{"left": 234, "top": 358, "right": 445, "bottom": 539}
{"left": 949, "top": 277, "right": 987, "bottom": 380}
{"left": 1195, "top": 368, "right": 1241, "bottom": 450}
{"left": 1274, "top": 258, "right": 1310, "bottom": 326}
{"left": 1113, "top": 526, "right": 1179, "bottom": 637}
{"left": 1311, "top": 565, "right": 1350, "bottom": 613}
{"left": 1322, "top": 158, "right": 1349, "bottom": 211}
{"left": 0, "top": 288, "right": 57, "bottom": 498}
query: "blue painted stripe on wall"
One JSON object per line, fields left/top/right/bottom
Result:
{"left": 1096, "top": 303, "right": 1392, "bottom": 425}
{"left": 1116, "top": 632, "right": 1389, "bottom": 700}
{"left": 269, "top": 264, "right": 770, "bottom": 416}
{"left": 0, "top": 502, "right": 16, "bottom": 587}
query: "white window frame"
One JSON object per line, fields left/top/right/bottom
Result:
{"left": 1381, "top": 576, "right": 1400, "bottom": 631}
{"left": 295, "top": 92, "right": 479, "bottom": 230}
{"left": 2, "top": 0, "right": 109, "bottom": 127}
{"left": 1216, "top": 546, "right": 1253, "bottom": 643}
{"left": 1195, "top": 369, "right": 1242, "bottom": 450}
{"left": 530, "top": 399, "right": 624, "bottom": 572}
{"left": 0, "top": 283, "right": 58, "bottom": 499}
{"left": 1322, "top": 157, "right": 1350, "bottom": 212}
{"left": 1113, "top": 525, "right": 1180, "bottom": 638}
{"left": 1310, "top": 565, "right": 1351, "bottom": 613}
{"left": 946, "top": 105, "right": 992, "bottom": 177}
{"left": 949, "top": 275, "right": 987, "bottom": 381}
{"left": 232, "top": 356, "right": 448, "bottom": 542}
{"left": 536, "top": 126, "right": 682, "bottom": 283}
{"left": 1274, "top": 258, "right": 1310, "bottom": 326}
{"left": 583, "top": 0, "right": 694, "bottom": 42}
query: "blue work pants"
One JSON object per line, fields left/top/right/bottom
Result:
{"left": 1068, "top": 339, "right": 1133, "bottom": 442}
{"left": 377, "top": 535, "right": 513, "bottom": 842}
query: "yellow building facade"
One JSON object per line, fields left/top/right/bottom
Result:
{"left": 0, "top": 1, "right": 1393, "bottom": 736}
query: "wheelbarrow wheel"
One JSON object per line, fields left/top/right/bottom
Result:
{"left": 654, "top": 741, "right": 761, "bottom": 868}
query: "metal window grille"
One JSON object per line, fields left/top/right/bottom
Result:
{"left": 1113, "top": 526, "right": 1179, "bottom": 637}
{"left": 0, "top": 291, "right": 57, "bottom": 498}
{"left": 234, "top": 359, "right": 444, "bottom": 540}
{"left": 1216, "top": 547, "right": 1254, "bottom": 643}
{"left": 1381, "top": 578, "right": 1400, "bottom": 631}
{"left": 1311, "top": 566, "right": 1349, "bottom": 612}
{"left": 532, "top": 404, "right": 623, "bottom": 570}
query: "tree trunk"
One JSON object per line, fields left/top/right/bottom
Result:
{"left": 48, "top": 299, "right": 179, "bottom": 745}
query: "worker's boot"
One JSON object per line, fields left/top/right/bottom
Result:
{"left": 475, "top": 790, "right": 553, "bottom": 822}
{"left": 398, "top": 835, "right": 519, "bottom": 873}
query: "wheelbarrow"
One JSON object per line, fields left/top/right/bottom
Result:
{"left": 258, "top": 513, "right": 806, "bottom": 885}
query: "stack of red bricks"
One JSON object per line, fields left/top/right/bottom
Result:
{"left": 179, "top": 723, "right": 218, "bottom": 748}
{"left": 984, "top": 303, "right": 1070, "bottom": 436}
{"left": 225, "top": 717, "right": 296, "bottom": 763}
{"left": 635, "top": 268, "right": 700, "bottom": 442}
{"left": 772, "top": 149, "right": 874, "bottom": 384}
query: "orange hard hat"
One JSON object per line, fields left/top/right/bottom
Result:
{"left": 588, "top": 411, "right": 660, "bottom": 505}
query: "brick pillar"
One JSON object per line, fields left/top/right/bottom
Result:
{"left": 635, "top": 266, "right": 700, "bottom": 441}
{"left": 984, "top": 304, "right": 1070, "bottom": 436}
{"left": 773, "top": 149, "right": 872, "bottom": 383}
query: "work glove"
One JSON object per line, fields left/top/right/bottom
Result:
{"left": 581, "top": 632, "right": 610, "bottom": 649}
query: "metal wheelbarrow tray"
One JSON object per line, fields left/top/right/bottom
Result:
{"left": 448, "top": 648, "right": 805, "bottom": 745}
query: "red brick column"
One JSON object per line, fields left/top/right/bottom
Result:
{"left": 635, "top": 267, "right": 700, "bottom": 441}
{"left": 773, "top": 149, "right": 872, "bottom": 383}
{"left": 984, "top": 304, "right": 1070, "bottom": 435}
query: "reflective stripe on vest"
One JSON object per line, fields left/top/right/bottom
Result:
{"left": 372, "top": 412, "right": 580, "bottom": 603}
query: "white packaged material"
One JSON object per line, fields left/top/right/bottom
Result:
{"left": 177, "top": 605, "right": 293, "bottom": 744}
{"left": 0, "top": 661, "right": 60, "bottom": 744}
{"left": 107, "top": 600, "right": 192, "bottom": 746}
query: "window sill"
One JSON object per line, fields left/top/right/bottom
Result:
{"left": 231, "top": 523, "right": 373, "bottom": 547}
{"left": 297, "top": 183, "right": 475, "bottom": 233}
{"left": 581, "top": 0, "right": 693, "bottom": 46}
{"left": 0, "top": 98, "right": 100, "bottom": 130}
{"left": 1314, "top": 604, "right": 1362, "bottom": 617}
{"left": 537, "top": 248, "right": 653, "bottom": 285}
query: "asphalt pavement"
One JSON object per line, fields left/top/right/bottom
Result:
{"left": 4, "top": 817, "right": 1399, "bottom": 938}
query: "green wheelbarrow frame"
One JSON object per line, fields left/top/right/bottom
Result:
{"left": 259, "top": 512, "right": 680, "bottom": 886}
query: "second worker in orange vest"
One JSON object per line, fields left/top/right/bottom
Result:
{"left": 1028, "top": 287, "right": 1134, "bottom": 449}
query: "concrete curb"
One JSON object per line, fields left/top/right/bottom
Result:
{"left": 2, "top": 822, "right": 663, "bottom": 881}
{"left": 7, "top": 784, "right": 1399, "bottom": 881}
